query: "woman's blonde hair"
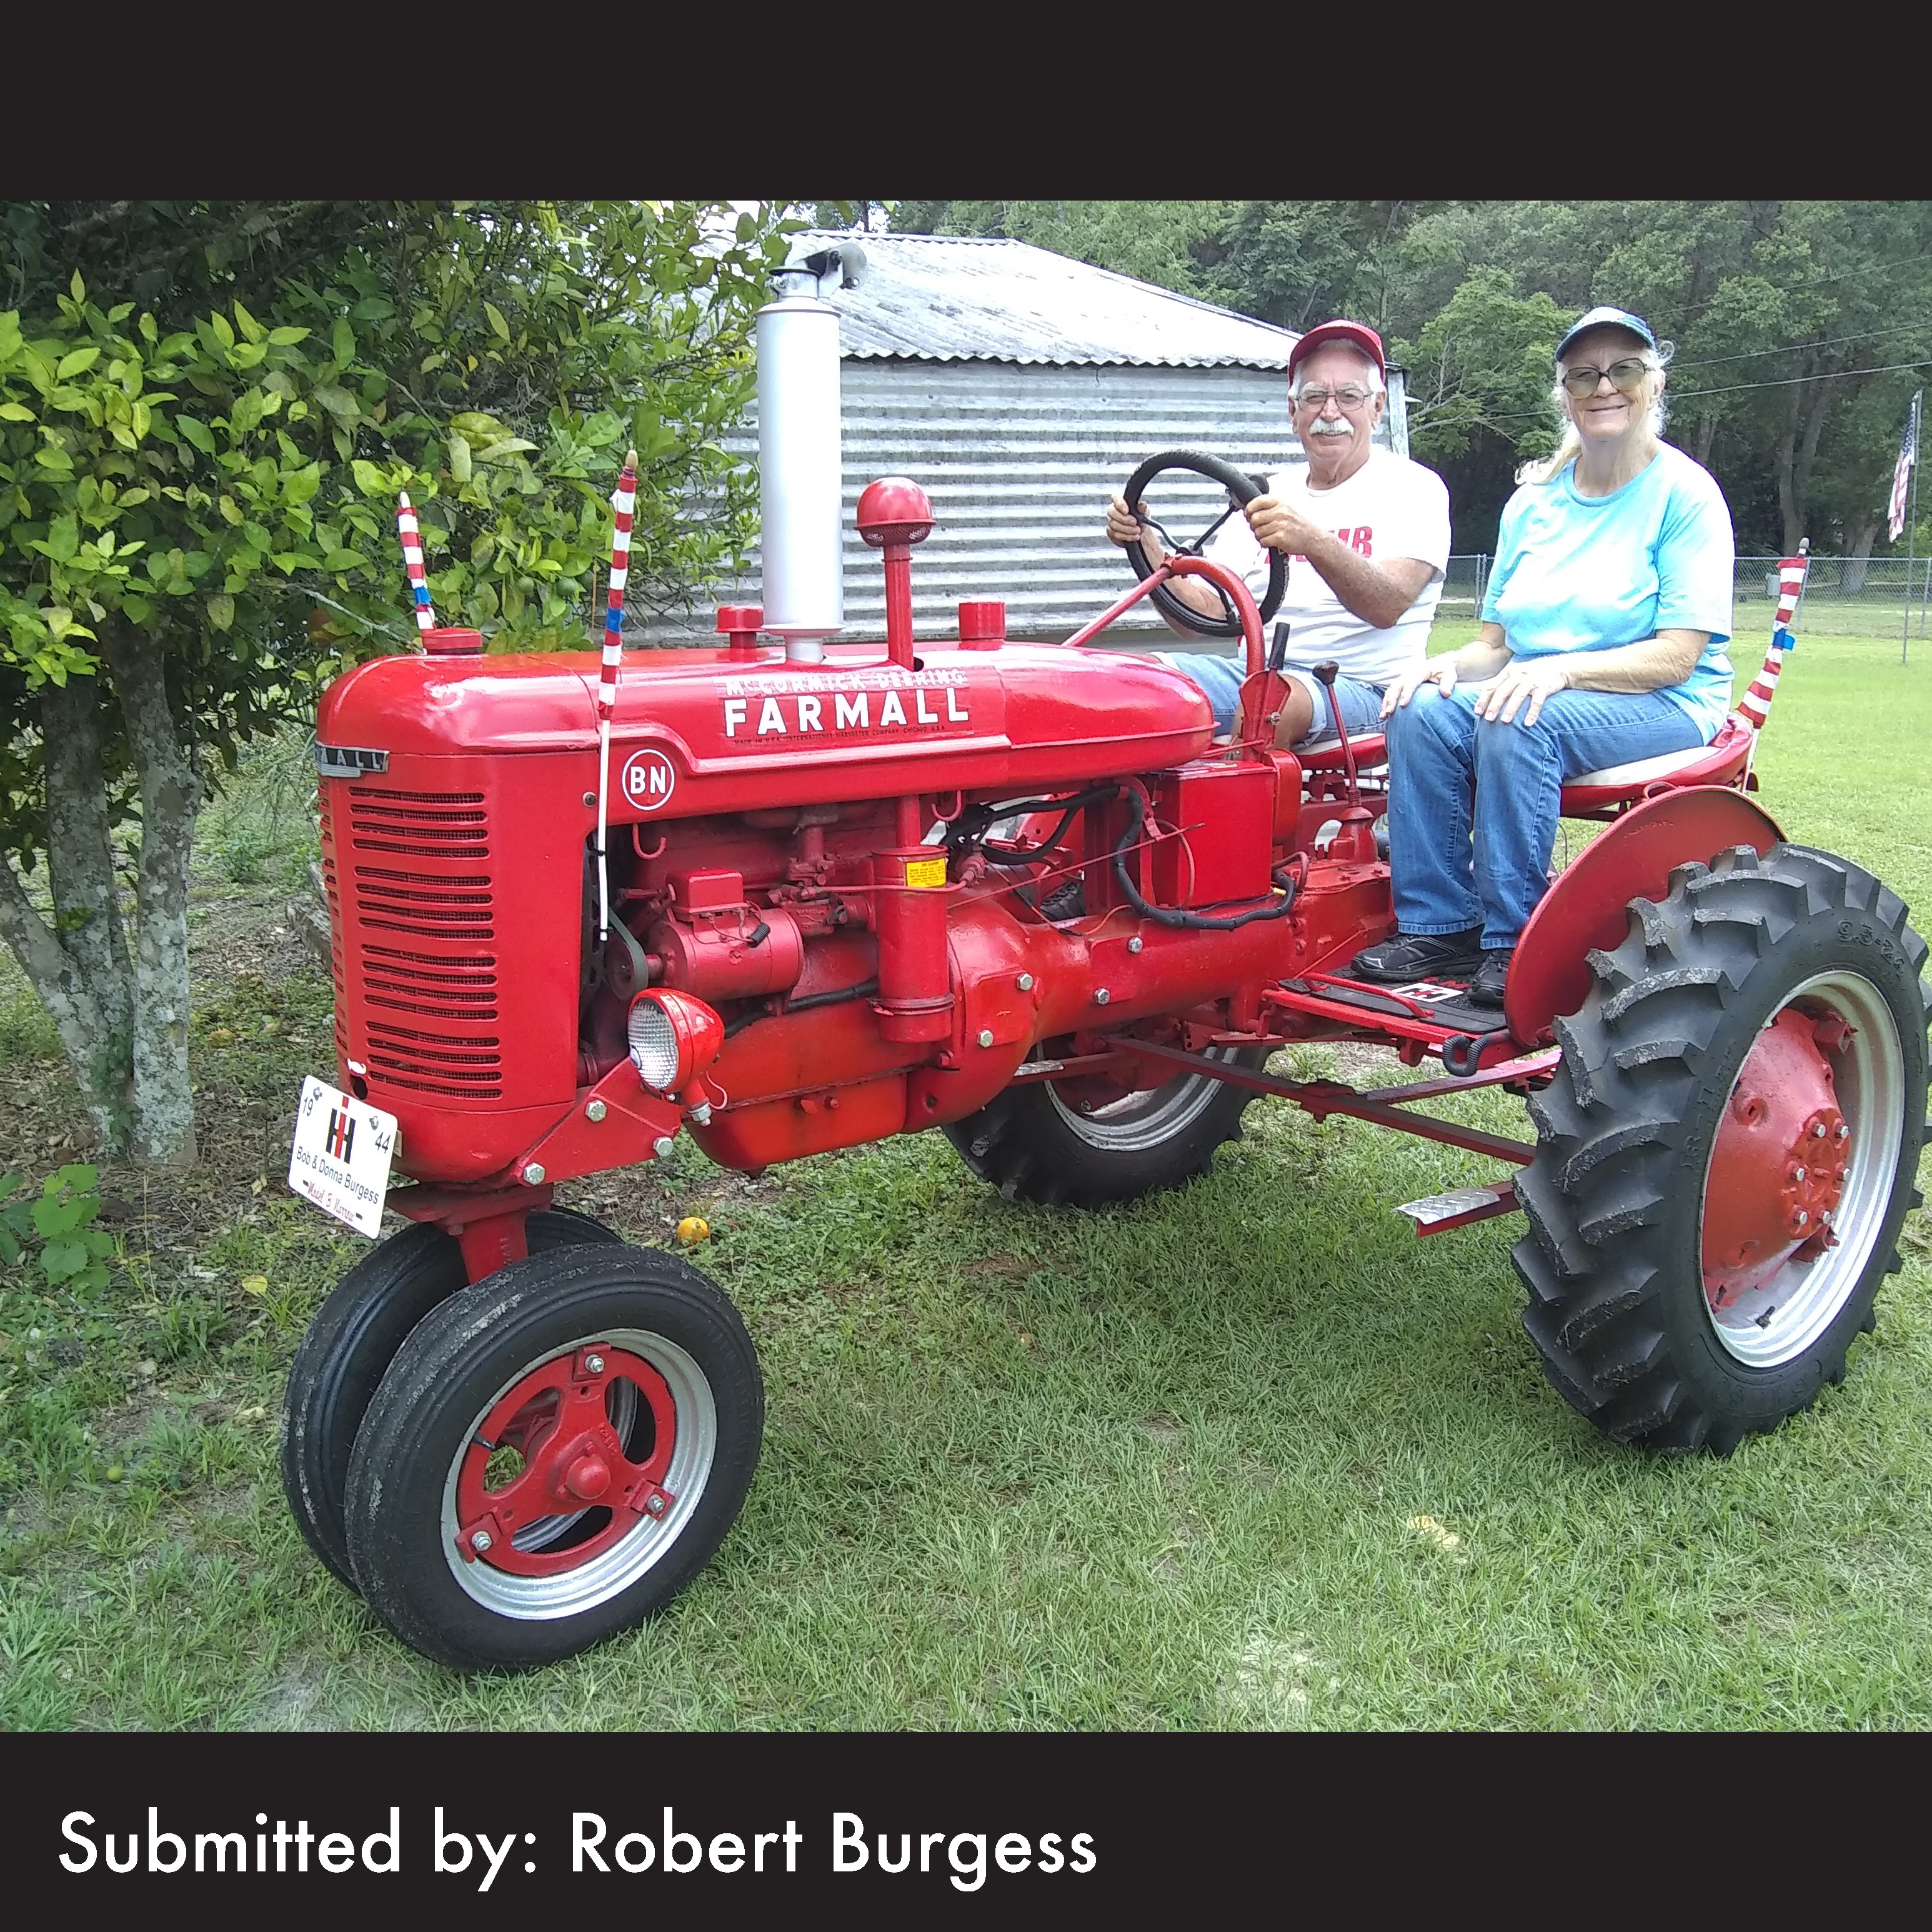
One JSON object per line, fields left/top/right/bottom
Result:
{"left": 1516, "top": 334, "right": 1673, "bottom": 486}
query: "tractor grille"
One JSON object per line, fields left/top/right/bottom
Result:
{"left": 344, "top": 789, "right": 502, "bottom": 1099}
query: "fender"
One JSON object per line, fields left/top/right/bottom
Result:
{"left": 1507, "top": 785, "right": 1785, "bottom": 1047}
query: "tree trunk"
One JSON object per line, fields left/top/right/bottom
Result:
{"left": 95, "top": 620, "right": 204, "bottom": 1167}
{"left": 0, "top": 677, "right": 136, "bottom": 1153}
{"left": 1843, "top": 519, "right": 1878, "bottom": 595}
{"left": 1776, "top": 381, "right": 1803, "bottom": 554}
{"left": 1694, "top": 414, "right": 1717, "bottom": 465}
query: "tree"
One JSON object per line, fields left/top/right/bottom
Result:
{"left": 0, "top": 200, "right": 798, "bottom": 1165}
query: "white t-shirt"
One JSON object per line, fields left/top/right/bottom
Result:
{"left": 1200, "top": 447, "right": 1451, "bottom": 687}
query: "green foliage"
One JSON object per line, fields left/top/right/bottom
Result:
{"left": 1392, "top": 270, "right": 1569, "bottom": 464}
{"left": 0, "top": 1164, "right": 114, "bottom": 1294}
{"left": 0, "top": 201, "right": 802, "bottom": 863}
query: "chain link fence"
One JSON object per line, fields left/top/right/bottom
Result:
{"left": 1438, "top": 553, "right": 1932, "bottom": 639}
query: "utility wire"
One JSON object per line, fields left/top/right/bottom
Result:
{"left": 1671, "top": 358, "right": 1932, "bottom": 401}
{"left": 1673, "top": 321, "right": 1932, "bottom": 369}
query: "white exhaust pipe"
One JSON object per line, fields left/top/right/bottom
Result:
{"left": 756, "top": 294, "right": 843, "bottom": 662}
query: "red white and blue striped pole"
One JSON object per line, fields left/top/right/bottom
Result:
{"left": 1740, "top": 538, "right": 1810, "bottom": 734}
{"left": 594, "top": 451, "right": 639, "bottom": 942}
{"left": 396, "top": 492, "right": 436, "bottom": 636}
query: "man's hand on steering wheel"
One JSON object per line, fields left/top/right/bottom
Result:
{"left": 1105, "top": 494, "right": 1156, "bottom": 556}
{"left": 1243, "top": 495, "right": 1320, "bottom": 557}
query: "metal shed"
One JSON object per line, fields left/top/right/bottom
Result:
{"left": 675, "top": 232, "right": 1409, "bottom": 644}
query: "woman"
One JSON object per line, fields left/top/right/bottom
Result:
{"left": 1351, "top": 306, "right": 1736, "bottom": 1007}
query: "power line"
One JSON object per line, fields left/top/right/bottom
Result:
{"left": 1672, "top": 359, "right": 1931, "bottom": 401}
{"left": 1673, "top": 321, "right": 1932, "bottom": 369}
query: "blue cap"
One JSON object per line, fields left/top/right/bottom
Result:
{"left": 1555, "top": 306, "right": 1656, "bottom": 361}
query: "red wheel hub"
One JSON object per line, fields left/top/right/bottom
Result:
{"left": 1702, "top": 1008, "right": 1853, "bottom": 1311}
{"left": 454, "top": 1343, "right": 678, "bottom": 1576}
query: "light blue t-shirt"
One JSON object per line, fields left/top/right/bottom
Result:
{"left": 1481, "top": 444, "right": 1736, "bottom": 740}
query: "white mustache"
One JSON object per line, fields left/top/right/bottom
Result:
{"left": 1307, "top": 419, "right": 1355, "bottom": 437}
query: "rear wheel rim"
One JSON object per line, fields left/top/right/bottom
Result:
{"left": 1698, "top": 972, "right": 1905, "bottom": 1368}
{"left": 439, "top": 1326, "right": 717, "bottom": 1621}
{"left": 1044, "top": 1045, "right": 1242, "bottom": 1152}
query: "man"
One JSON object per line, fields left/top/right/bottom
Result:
{"left": 1104, "top": 321, "right": 1451, "bottom": 750}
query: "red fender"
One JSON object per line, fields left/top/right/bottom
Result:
{"left": 1506, "top": 787, "right": 1785, "bottom": 1047}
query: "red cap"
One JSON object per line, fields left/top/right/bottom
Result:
{"left": 422, "top": 627, "right": 484, "bottom": 656}
{"left": 1286, "top": 320, "right": 1386, "bottom": 384}
{"left": 855, "top": 477, "right": 934, "bottom": 548}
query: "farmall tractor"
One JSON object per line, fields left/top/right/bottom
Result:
{"left": 281, "top": 288, "right": 1931, "bottom": 1671}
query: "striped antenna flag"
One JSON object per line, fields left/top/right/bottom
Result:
{"left": 1739, "top": 539, "right": 1809, "bottom": 732}
{"left": 396, "top": 492, "right": 436, "bottom": 635}
{"left": 598, "top": 452, "right": 639, "bottom": 712}
{"left": 594, "top": 451, "right": 640, "bottom": 940}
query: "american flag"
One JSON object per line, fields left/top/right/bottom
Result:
{"left": 1888, "top": 390, "right": 1921, "bottom": 543}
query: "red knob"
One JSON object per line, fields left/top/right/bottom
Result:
{"left": 856, "top": 477, "right": 934, "bottom": 549}
{"left": 715, "top": 604, "right": 764, "bottom": 634}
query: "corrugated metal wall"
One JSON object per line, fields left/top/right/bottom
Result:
{"left": 652, "top": 358, "right": 1410, "bottom": 644}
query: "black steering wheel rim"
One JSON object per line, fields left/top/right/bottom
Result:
{"left": 1120, "top": 447, "right": 1286, "bottom": 640}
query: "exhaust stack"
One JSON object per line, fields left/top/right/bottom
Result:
{"left": 756, "top": 293, "right": 843, "bottom": 662}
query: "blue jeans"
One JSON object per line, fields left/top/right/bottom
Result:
{"left": 1385, "top": 684, "right": 1704, "bottom": 950}
{"left": 1156, "top": 650, "right": 1384, "bottom": 745}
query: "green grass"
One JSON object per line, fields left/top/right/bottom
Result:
{"left": 1, "top": 645, "right": 1930, "bottom": 1730}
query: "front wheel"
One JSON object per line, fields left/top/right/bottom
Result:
{"left": 343, "top": 1244, "right": 763, "bottom": 1671}
{"left": 944, "top": 1043, "right": 1266, "bottom": 1207}
{"left": 279, "top": 1207, "right": 621, "bottom": 1591}
{"left": 1513, "top": 844, "right": 1930, "bottom": 1453}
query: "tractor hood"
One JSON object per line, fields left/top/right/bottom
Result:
{"left": 316, "top": 642, "right": 1218, "bottom": 817}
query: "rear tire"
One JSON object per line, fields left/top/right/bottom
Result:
{"left": 944, "top": 1043, "right": 1266, "bottom": 1207}
{"left": 344, "top": 1243, "right": 763, "bottom": 1672}
{"left": 1513, "top": 844, "right": 1930, "bottom": 1453}
{"left": 279, "top": 1207, "right": 620, "bottom": 1590}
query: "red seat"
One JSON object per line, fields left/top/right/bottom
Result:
{"left": 1558, "top": 717, "right": 1754, "bottom": 816}
{"left": 1300, "top": 732, "right": 1387, "bottom": 772}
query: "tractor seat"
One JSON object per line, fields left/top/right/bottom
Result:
{"left": 1299, "top": 732, "right": 1387, "bottom": 771}
{"left": 1559, "top": 717, "right": 1753, "bottom": 814}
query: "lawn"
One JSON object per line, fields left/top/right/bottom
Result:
{"left": 1, "top": 624, "right": 1929, "bottom": 1730}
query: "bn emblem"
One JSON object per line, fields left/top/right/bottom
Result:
{"left": 620, "top": 747, "right": 677, "bottom": 812}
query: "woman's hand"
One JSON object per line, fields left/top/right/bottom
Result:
{"left": 1380, "top": 660, "right": 1459, "bottom": 718}
{"left": 1473, "top": 653, "right": 1571, "bottom": 727}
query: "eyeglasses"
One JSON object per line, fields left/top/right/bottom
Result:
{"left": 1295, "top": 384, "right": 1375, "bottom": 411}
{"left": 1560, "top": 358, "right": 1650, "bottom": 398}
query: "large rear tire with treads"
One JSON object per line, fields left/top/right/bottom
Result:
{"left": 1513, "top": 844, "right": 1930, "bottom": 1453}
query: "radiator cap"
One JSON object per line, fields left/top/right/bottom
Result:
{"left": 422, "top": 627, "right": 484, "bottom": 656}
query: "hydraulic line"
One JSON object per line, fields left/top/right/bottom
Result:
{"left": 1110, "top": 785, "right": 1297, "bottom": 931}
{"left": 722, "top": 978, "right": 881, "bottom": 1041}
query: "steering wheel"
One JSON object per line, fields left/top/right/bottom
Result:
{"left": 1119, "top": 448, "right": 1286, "bottom": 640}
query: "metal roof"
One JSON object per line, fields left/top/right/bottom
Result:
{"left": 784, "top": 231, "right": 1303, "bottom": 369}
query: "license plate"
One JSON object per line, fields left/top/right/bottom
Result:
{"left": 288, "top": 1076, "right": 398, "bottom": 1237}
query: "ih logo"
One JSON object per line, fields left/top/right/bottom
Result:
{"left": 620, "top": 747, "right": 677, "bottom": 812}
{"left": 326, "top": 1107, "right": 356, "bottom": 1162}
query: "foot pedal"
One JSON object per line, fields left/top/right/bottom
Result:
{"left": 1394, "top": 1182, "right": 1518, "bottom": 1235}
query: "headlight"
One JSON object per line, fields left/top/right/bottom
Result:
{"left": 627, "top": 989, "right": 725, "bottom": 1097}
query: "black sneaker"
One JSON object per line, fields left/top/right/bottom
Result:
{"left": 1348, "top": 929, "right": 1483, "bottom": 983}
{"left": 1467, "top": 949, "right": 1513, "bottom": 1006}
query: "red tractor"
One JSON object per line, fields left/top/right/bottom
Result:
{"left": 280, "top": 317, "right": 1930, "bottom": 1673}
